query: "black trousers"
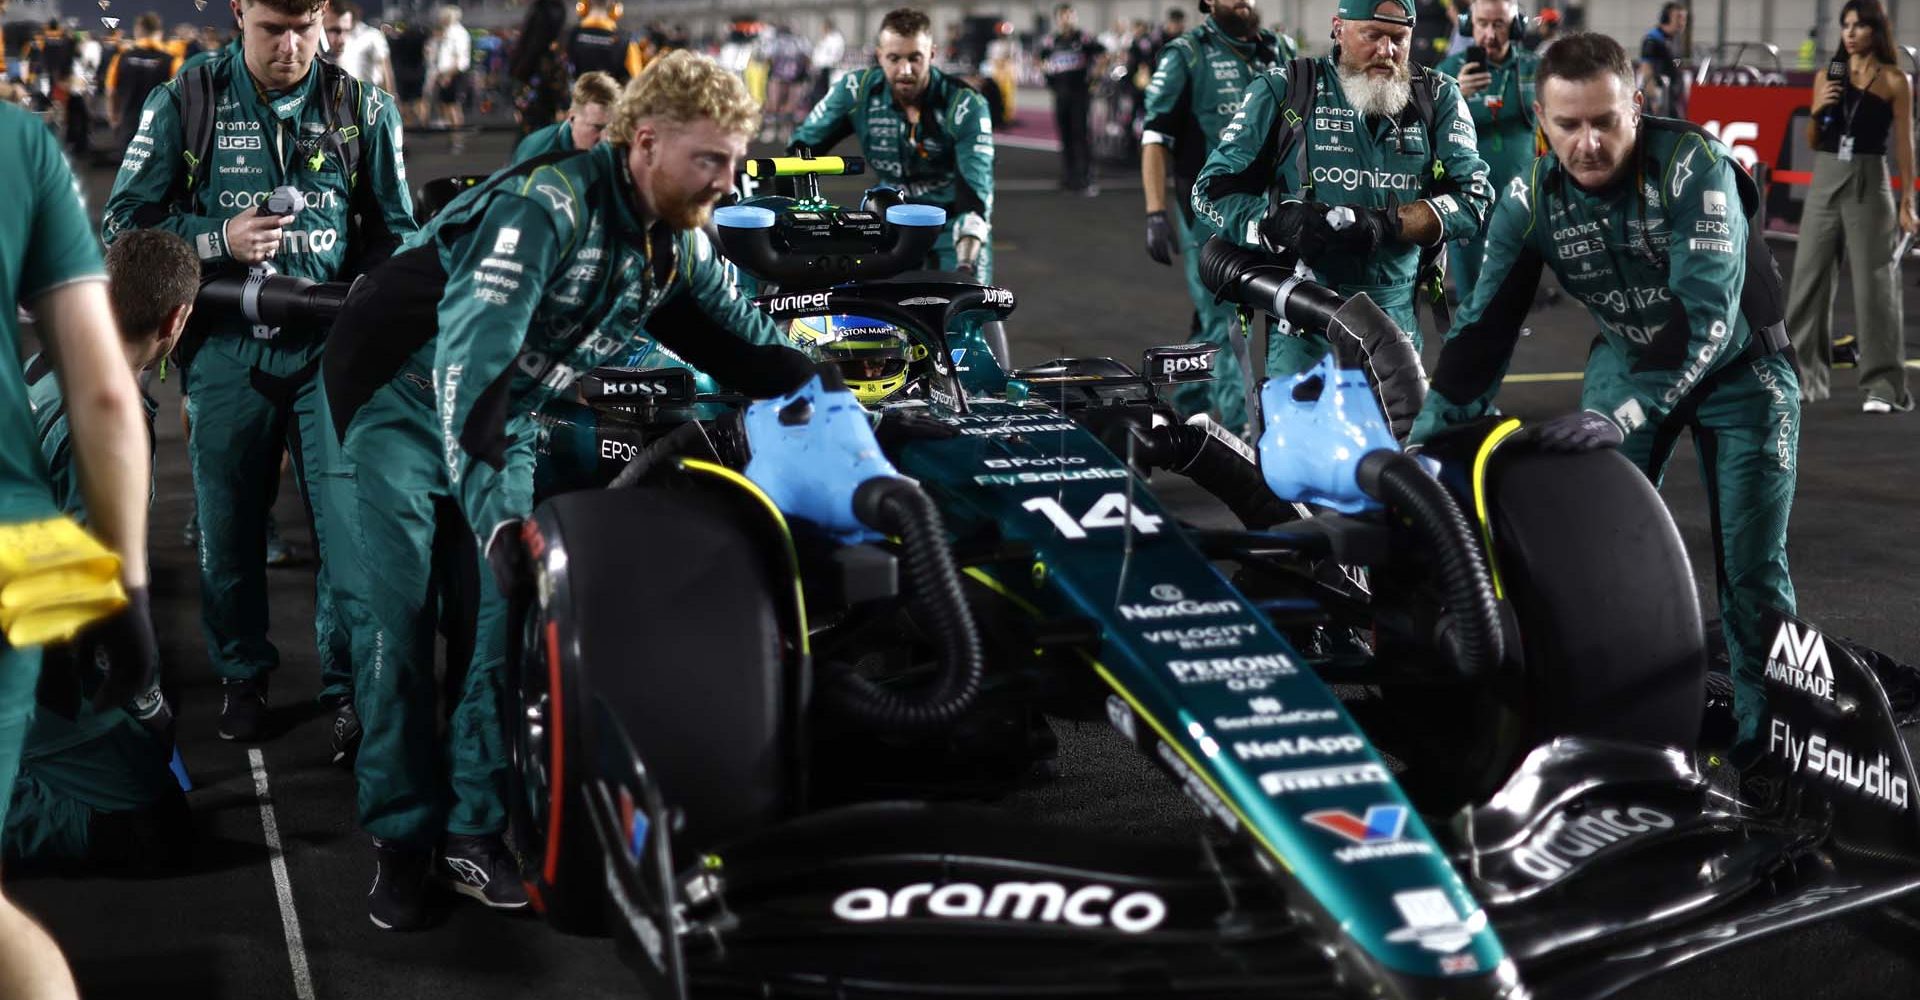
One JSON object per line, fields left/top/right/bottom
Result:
{"left": 1053, "top": 86, "right": 1093, "bottom": 189}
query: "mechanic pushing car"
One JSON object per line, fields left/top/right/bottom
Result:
{"left": 1435, "top": 0, "right": 1540, "bottom": 302}
{"left": 788, "top": 9, "right": 998, "bottom": 346}
{"left": 1140, "top": 0, "right": 1293, "bottom": 434}
{"left": 100, "top": 0, "right": 417, "bottom": 745}
{"left": 1192, "top": 0, "right": 1492, "bottom": 377}
{"left": 1410, "top": 32, "right": 1799, "bottom": 771}
{"left": 320, "top": 49, "right": 849, "bottom": 932}
{"left": 0, "top": 98, "right": 159, "bottom": 1000}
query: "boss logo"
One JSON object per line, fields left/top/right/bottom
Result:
{"left": 1160, "top": 355, "right": 1212, "bottom": 376}
{"left": 601, "top": 380, "right": 672, "bottom": 397}
{"left": 768, "top": 291, "right": 832, "bottom": 313}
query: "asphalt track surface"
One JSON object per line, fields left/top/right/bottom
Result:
{"left": 16, "top": 132, "right": 1920, "bottom": 1000}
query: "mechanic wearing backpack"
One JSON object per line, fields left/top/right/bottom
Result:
{"left": 101, "top": 0, "right": 416, "bottom": 745}
{"left": 1409, "top": 33, "right": 1798, "bottom": 771}
{"left": 1140, "top": 0, "right": 1293, "bottom": 435}
{"left": 1192, "top": 0, "right": 1492, "bottom": 378}
{"left": 1435, "top": 0, "right": 1539, "bottom": 302}
{"left": 789, "top": 9, "right": 994, "bottom": 288}
{"left": 321, "top": 50, "right": 851, "bottom": 932}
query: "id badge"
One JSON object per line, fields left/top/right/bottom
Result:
{"left": 1839, "top": 135, "right": 1856, "bottom": 162}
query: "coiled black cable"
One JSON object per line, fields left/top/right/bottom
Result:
{"left": 816, "top": 478, "right": 984, "bottom": 732}
{"left": 1357, "top": 451, "right": 1505, "bottom": 678}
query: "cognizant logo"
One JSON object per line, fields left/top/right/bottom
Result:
{"left": 1310, "top": 165, "right": 1420, "bottom": 192}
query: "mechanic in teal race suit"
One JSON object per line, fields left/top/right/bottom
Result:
{"left": 321, "top": 51, "right": 826, "bottom": 932}
{"left": 1409, "top": 33, "right": 1799, "bottom": 768}
{"left": 9, "top": 231, "right": 200, "bottom": 872}
{"left": 788, "top": 7, "right": 999, "bottom": 362}
{"left": 1436, "top": 0, "right": 1540, "bottom": 301}
{"left": 509, "top": 69, "right": 616, "bottom": 164}
{"left": 1141, "top": 0, "right": 1294, "bottom": 434}
{"left": 1193, "top": 0, "right": 1492, "bottom": 378}
{"left": 100, "top": 0, "right": 417, "bottom": 744}
{"left": 0, "top": 100, "right": 160, "bottom": 997}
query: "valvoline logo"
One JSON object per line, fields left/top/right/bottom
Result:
{"left": 1305, "top": 804, "right": 1407, "bottom": 844}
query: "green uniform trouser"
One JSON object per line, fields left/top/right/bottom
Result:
{"left": 1168, "top": 201, "right": 1252, "bottom": 434}
{"left": 1267, "top": 281, "right": 1421, "bottom": 379}
{"left": 335, "top": 367, "right": 511, "bottom": 847}
{"left": 183, "top": 334, "right": 352, "bottom": 703}
{"left": 1785, "top": 151, "right": 1912, "bottom": 407}
{"left": 929, "top": 225, "right": 1004, "bottom": 374}
{"left": 0, "top": 645, "right": 42, "bottom": 836}
{"left": 4, "top": 697, "right": 176, "bottom": 864}
{"left": 1588, "top": 346, "right": 1801, "bottom": 750}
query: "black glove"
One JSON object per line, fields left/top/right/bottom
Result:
{"left": 873, "top": 408, "right": 960, "bottom": 461}
{"left": 1259, "top": 201, "right": 1340, "bottom": 263}
{"left": 88, "top": 586, "right": 160, "bottom": 712}
{"left": 1145, "top": 210, "right": 1177, "bottom": 265}
{"left": 1531, "top": 410, "right": 1625, "bottom": 452}
{"left": 1332, "top": 205, "right": 1404, "bottom": 254}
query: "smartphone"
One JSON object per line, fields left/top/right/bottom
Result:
{"left": 1465, "top": 44, "right": 1488, "bottom": 72}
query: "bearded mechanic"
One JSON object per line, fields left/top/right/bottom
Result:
{"left": 321, "top": 50, "right": 849, "bottom": 931}
{"left": 1410, "top": 33, "right": 1799, "bottom": 774}
{"left": 1435, "top": 0, "right": 1540, "bottom": 301}
{"left": 1193, "top": 0, "right": 1491, "bottom": 378}
{"left": 101, "top": 0, "right": 416, "bottom": 744}
{"left": 788, "top": 8, "right": 997, "bottom": 352}
{"left": 1141, "top": 0, "right": 1293, "bottom": 434}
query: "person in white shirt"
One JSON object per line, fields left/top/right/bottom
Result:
{"left": 326, "top": 2, "right": 395, "bottom": 93}
{"left": 811, "top": 20, "right": 845, "bottom": 103}
{"left": 427, "top": 4, "right": 472, "bottom": 150}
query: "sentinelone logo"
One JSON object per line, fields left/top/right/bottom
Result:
{"left": 1766, "top": 621, "right": 1834, "bottom": 701}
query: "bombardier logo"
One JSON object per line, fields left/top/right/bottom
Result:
{"left": 1510, "top": 806, "right": 1675, "bottom": 883}
{"left": 768, "top": 291, "right": 833, "bottom": 314}
{"left": 1766, "top": 621, "right": 1834, "bottom": 701}
{"left": 833, "top": 882, "right": 1167, "bottom": 933}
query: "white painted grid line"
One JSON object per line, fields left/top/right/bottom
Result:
{"left": 249, "top": 748, "right": 317, "bottom": 1000}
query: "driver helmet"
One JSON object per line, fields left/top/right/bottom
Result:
{"left": 788, "top": 314, "right": 917, "bottom": 405}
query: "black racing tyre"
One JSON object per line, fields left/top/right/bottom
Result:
{"left": 510, "top": 602, "right": 605, "bottom": 934}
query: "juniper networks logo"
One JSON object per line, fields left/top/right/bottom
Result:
{"left": 1765, "top": 621, "right": 1834, "bottom": 701}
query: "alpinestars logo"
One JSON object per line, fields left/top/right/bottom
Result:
{"left": 1766, "top": 621, "right": 1834, "bottom": 701}
{"left": 443, "top": 856, "right": 489, "bottom": 888}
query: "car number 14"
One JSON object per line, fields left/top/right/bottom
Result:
{"left": 1022, "top": 493, "right": 1164, "bottom": 539}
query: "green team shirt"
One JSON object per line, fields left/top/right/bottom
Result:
{"left": 1192, "top": 56, "right": 1493, "bottom": 296}
{"left": 511, "top": 120, "right": 580, "bottom": 165}
{"left": 1141, "top": 19, "right": 1291, "bottom": 187}
{"left": 1435, "top": 45, "right": 1540, "bottom": 194}
{"left": 791, "top": 66, "right": 995, "bottom": 244}
{"left": 1416, "top": 121, "right": 1757, "bottom": 439}
{"left": 101, "top": 47, "right": 416, "bottom": 342}
{"left": 24, "top": 356, "right": 159, "bottom": 520}
{"left": 0, "top": 104, "right": 106, "bottom": 521}
{"left": 326, "top": 143, "right": 804, "bottom": 485}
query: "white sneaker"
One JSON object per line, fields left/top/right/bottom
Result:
{"left": 1863, "top": 397, "right": 1894, "bottom": 413}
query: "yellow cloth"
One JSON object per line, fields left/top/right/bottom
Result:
{"left": 0, "top": 516, "right": 126, "bottom": 647}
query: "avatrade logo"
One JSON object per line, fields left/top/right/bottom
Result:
{"left": 1765, "top": 621, "right": 1834, "bottom": 701}
{"left": 1305, "top": 804, "right": 1435, "bottom": 863}
{"left": 1770, "top": 718, "right": 1910, "bottom": 812}
{"left": 832, "top": 882, "right": 1167, "bottom": 933}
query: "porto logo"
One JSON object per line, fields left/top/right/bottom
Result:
{"left": 1305, "top": 804, "right": 1435, "bottom": 863}
{"left": 1766, "top": 621, "right": 1834, "bottom": 701}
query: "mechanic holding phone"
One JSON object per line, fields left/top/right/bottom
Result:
{"left": 320, "top": 50, "right": 852, "bottom": 932}
{"left": 1192, "top": 0, "right": 1492, "bottom": 378}
{"left": 1409, "top": 34, "right": 1799, "bottom": 775}
{"left": 1139, "top": 0, "right": 1292, "bottom": 435}
{"left": 1435, "top": 0, "right": 1540, "bottom": 302}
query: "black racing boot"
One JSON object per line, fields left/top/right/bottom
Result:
{"left": 368, "top": 838, "right": 432, "bottom": 931}
{"left": 217, "top": 677, "right": 268, "bottom": 742}
{"left": 330, "top": 701, "right": 362, "bottom": 767}
{"left": 438, "top": 833, "right": 529, "bottom": 910}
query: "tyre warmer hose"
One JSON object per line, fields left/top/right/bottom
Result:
{"left": 1356, "top": 451, "right": 1505, "bottom": 678}
{"left": 824, "top": 478, "right": 985, "bottom": 733}
{"left": 1133, "top": 422, "right": 1296, "bottom": 530}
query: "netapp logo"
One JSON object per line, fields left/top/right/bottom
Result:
{"left": 1233, "top": 734, "right": 1363, "bottom": 761}
{"left": 1510, "top": 807, "right": 1674, "bottom": 883}
{"left": 1259, "top": 763, "right": 1390, "bottom": 795}
{"left": 1765, "top": 621, "right": 1834, "bottom": 701}
{"left": 767, "top": 291, "right": 832, "bottom": 313}
{"left": 832, "top": 882, "right": 1167, "bottom": 933}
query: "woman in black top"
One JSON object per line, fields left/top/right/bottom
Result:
{"left": 1787, "top": 0, "right": 1917, "bottom": 412}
